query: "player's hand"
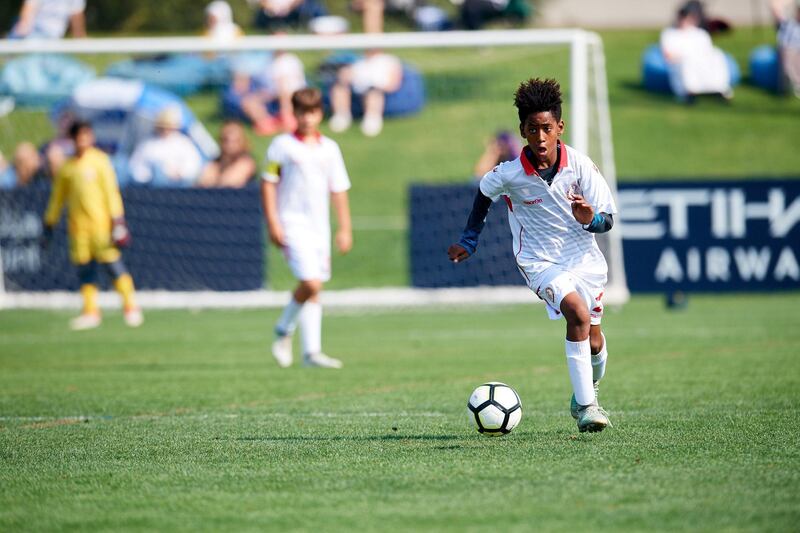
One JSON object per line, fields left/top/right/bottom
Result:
{"left": 111, "top": 217, "right": 132, "bottom": 248}
{"left": 335, "top": 229, "right": 352, "bottom": 255}
{"left": 40, "top": 224, "right": 54, "bottom": 250}
{"left": 268, "top": 223, "right": 286, "bottom": 248}
{"left": 569, "top": 193, "right": 594, "bottom": 225}
{"left": 448, "top": 243, "right": 470, "bottom": 263}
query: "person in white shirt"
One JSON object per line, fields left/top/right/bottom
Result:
{"left": 128, "top": 108, "right": 204, "bottom": 187}
{"left": 660, "top": 6, "right": 733, "bottom": 102}
{"left": 10, "top": 0, "right": 86, "bottom": 39}
{"left": 448, "top": 78, "right": 617, "bottom": 433}
{"left": 772, "top": 0, "right": 800, "bottom": 98}
{"left": 261, "top": 87, "right": 353, "bottom": 369}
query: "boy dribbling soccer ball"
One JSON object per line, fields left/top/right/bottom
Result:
{"left": 448, "top": 78, "right": 617, "bottom": 432}
{"left": 261, "top": 88, "right": 353, "bottom": 369}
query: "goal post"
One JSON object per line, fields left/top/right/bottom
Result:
{"left": 0, "top": 29, "right": 628, "bottom": 309}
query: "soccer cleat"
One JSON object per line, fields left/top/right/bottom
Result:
{"left": 272, "top": 334, "right": 293, "bottom": 368}
{"left": 303, "top": 352, "right": 343, "bottom": 369}
{"left": 329, "top": 113, "right": 352, "bottom": 133}
{"left": 123, "top": 308, "right": 144, "bottom": 328}
{"left": 70, "top": 313, "right": 102, "bottom": 331}
{"left": 571, "top": 380, "right": 600, "bottom": 420}
{"left": 576, "top": 404, "right": 611, "bottom": 433}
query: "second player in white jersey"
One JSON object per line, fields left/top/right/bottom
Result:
{"left": 261, "top": 88, "right": 352, "bottom": 370}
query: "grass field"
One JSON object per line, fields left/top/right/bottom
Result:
{"left": 2, "top": 294, "right": 799, "bottom": 531}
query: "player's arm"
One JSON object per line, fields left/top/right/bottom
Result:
{"left": 448, "top": 189, "right": 493, "bottom": 263}
{"left": 99, "top": 154, "right": 131, "bottom": 247}
{"left": 260, "top": 161, "right": 285, "bottom": 247}
{"left": 568, "top": 194, "right": 614, "bottom": 233}
{"left": 331, "top": 191, "right": 352, "bottom": 255}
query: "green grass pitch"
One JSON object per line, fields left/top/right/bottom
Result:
{"left": 2, "top": 293, "right": 799, "bottom": 531}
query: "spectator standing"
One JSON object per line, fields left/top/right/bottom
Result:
{"left": 328, "top": 50, "right": 404, "bottom": 137}
{"left": 9, "top": 0, "right": 86, "bottom": 39}
{"left": 772, "top": 0, "right": 800, "bottom": 97}
{"left": 128, "top": 108, "right": 204, "bottom": 187}
{"left": 660, "top": 5, "right": 733, "bottom": 102}
{"left": 198, "top": 120, "right": 257, "bottom": 188}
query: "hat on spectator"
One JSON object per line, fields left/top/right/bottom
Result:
{"left": 155, "top": 107, "right": 182, "bottom": 129}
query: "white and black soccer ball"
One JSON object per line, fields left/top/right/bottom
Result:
{"left": 467, "top": 382, "right": 522, "bottom": 436}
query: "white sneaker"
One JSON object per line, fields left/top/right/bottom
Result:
{"left": 272, "top": 334, "right": 293, "bottom": 368}
{"left": 124, "top": 308, "right": 144, "bottom": 328}
{"left": 360, "top": 114, "right": 383, "bottom": 137}
{"left": 70, "top": 313, "right": 101, "bottom": 331}
{"left": 329, "top": 113, "right": 352, "bottom": 133}
{"left": 303, "top": 352, "right": 343, "bottom": 369}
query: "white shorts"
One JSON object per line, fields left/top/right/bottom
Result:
{"left": 283, "top": 240, "right": 331, "bottom": 282}
{"left": 524, "top": 265, "right": 605, "bottom": 325}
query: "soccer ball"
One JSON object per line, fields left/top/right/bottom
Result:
{"left": 467, "top": 382, "right": 522, "bottom": 436}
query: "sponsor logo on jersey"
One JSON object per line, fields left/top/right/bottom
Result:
{"left": 523, "top": 198, "right": 543, "bottom": 205}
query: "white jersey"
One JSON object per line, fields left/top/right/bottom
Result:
{"left": 262, "top": 133, "right": 351, "bottom": 240}
{"left": 23, "top": 0, "right": 85, "bottom": 39}
{"left": 479, "top": 142, "right": 616, "bottom": 283}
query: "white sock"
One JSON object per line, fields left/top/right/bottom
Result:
{"left": 275, "top": 298, "right": 303, "bottom": 337}
{"left": 565, "top": 338, "right": 595, "bottom": 406}
{"left": 299, "top": 301, "right": 322, "bottom": 356}
{"left": 592, "top": 333, "right": 608, "bottom": 382}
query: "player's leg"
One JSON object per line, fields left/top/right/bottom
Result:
{"left": 271, "top": 281, "right": 311, "bottom": 368}
{"left": 558, "top": 287, "right": 610, "bottom": 433}
{"left": 101, "top": 259, "right": 143, "bottom": 327}
{"left": 71, "top": 261, "right": 102, "bottom": 330}
{"left": 295, "top": 279, "right": 338, "bottom": 369}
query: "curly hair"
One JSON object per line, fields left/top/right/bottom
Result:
{"left": 513, "top": 78, "right": 563, "bottom": 123}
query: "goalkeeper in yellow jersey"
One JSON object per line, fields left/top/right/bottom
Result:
{"left": 42, "top": 121, "right": 143, "bottom": 330}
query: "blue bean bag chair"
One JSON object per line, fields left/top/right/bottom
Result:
{"left": 749, "top": 45, "right": 782, "bottom": 93}
{"left": 317, "top": 54, "right": 426, "bottom": 118}
{"left": 641, "top": 44, "right": 740, "bottom": 95}
{"left": 106, "top": 54, "right": 213, "bottom": 97}
{"left": 0, "top": 54, "right": 95, "bottom": 108}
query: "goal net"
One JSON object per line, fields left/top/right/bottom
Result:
{"left": 0, "top": 29, "right": 628, "bottom": 309}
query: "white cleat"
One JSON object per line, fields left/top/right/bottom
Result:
{"left": 272, "top": 335, "right": 293, "bottom": 368}
{"left": 124, "top": 308, "right": 144, "bottom": 328}
{"left": 70, "top": 313, "right": 102, "bottom": 331}
{"left": 303, "top": 352, "right": 343, "bottom": 369}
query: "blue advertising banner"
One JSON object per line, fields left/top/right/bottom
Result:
{"left": 0, "top": 185, "right": 265, "bottom": 291}
{"left": 618, "top": 179, "right": 800, "bottom": 292}
{"left": 409, "top": 179, "right": 799, "bottom": 292}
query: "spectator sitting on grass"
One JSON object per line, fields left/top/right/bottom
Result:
{"left": 205, "top": 0, "right": 243, "bottom": 42}
{"left": 250, "top": 0, "right": 327, "bottom": 31}
{"left": 9, "top": 0, "right": 86, "bottom": 39}
{"left": 0, "top": 142, "right": 46, "bottom": 189}
{"left": 772, "top": 0, "right": 800, "bottom": 98}
{"left": 128, "top": 108, "right": 204, "bottom": 187}
{"left": 328, "top": 50, "right": 403, "bottom": 137}
{"left": 473, "top": 130, "right": 522, "bottom": 180}
{"left": 198, "top": 120, "right": 257, "bottom": 188}
{"left": 660, "top": 5, "right": 733, "bottom": 102}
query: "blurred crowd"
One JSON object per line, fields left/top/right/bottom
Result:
{"left": 1, "top": 0, "right": 799, "bottom": 191}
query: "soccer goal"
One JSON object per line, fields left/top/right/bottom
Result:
{"left": 0, "top": 29, "right": 628, "bottom": 309}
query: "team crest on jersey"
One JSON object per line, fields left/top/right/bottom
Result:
{"left": 545, "top": 287, "right": 555, "bottom": 304}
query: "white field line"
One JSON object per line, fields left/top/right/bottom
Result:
{"left": 0, "top": 412, "right": 448, "bottom": 423}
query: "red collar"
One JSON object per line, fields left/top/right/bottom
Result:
{"left": 293, "top": 130, "right": 322, "bottom": 143}
{"left": 520, "top": 141, "right": 569, "bottom": 176}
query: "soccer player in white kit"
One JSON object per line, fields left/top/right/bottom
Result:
{"left": 261, "top": 88, "right": 353, "bottom": 369}
{"left": 448, "top": 78, "right": 617, "bottom": 432}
